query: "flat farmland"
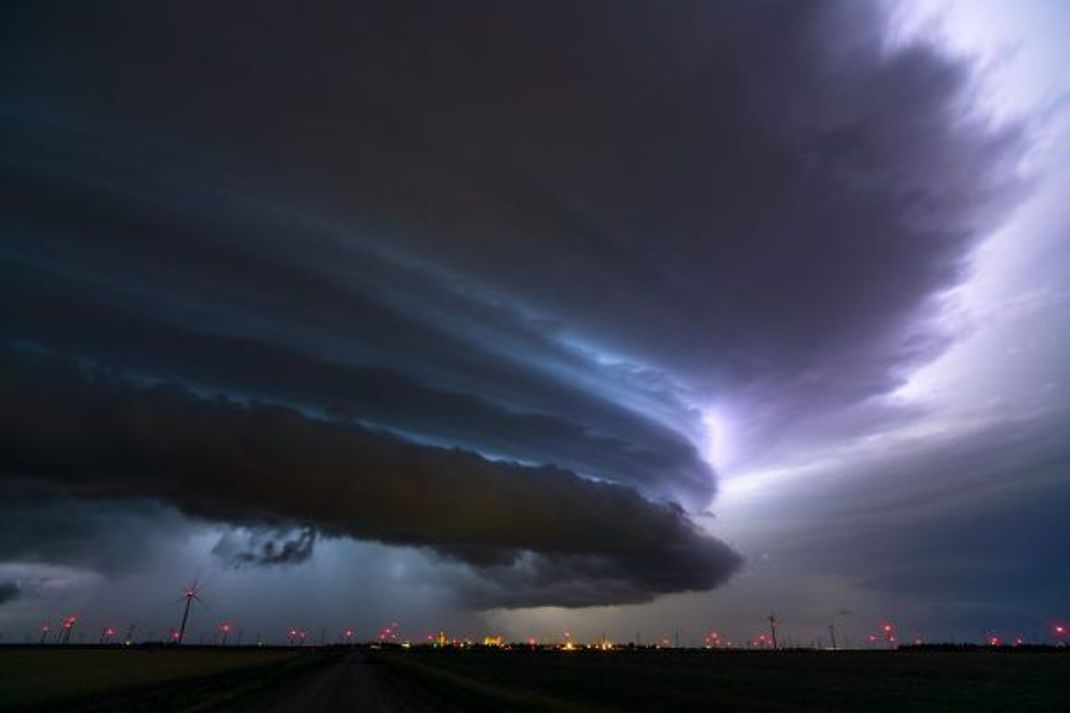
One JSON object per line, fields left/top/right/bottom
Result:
{"left": 0, "top": 646, "right": 331, "bottom": 711}
{"left": 372, "top": 648, "right": 1070, "bottom": 713}
{"left": 4, "top": 646, "right": 1067, "bottom": 711}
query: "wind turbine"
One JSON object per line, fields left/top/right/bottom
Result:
{"left": 60, "top": 615, "right": 78, "bottom": 644}
{"left": 175, "top": 581, "right": 205, "bottom": 645}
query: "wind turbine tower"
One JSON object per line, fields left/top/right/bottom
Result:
{"left": 60, "top": 616, "right": 78, "bottom": 644}
{"left": 767, "top": 612, "right": 779, "bottom": 650}
{"left": 176, "top": 582, "right": 202, "bottom": 645}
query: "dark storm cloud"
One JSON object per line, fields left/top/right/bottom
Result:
{"left": 0, "top": 248, "right": 713, "bottom": 507}
{"left": 452, "top": 549, "right": 741, "bottom": 610}
{"left": 0, "top": 0, "right": 1025, "bottom": 607}
{"left": 212, "top": 527, "right": 318, "bottom": 568}
{"left": 731, "top": 406, "right": 1070, "bottom": 632}
{"left": 0, "top": 581, "right": 20, "bottom": 606}
{"left": 0, "top": 483, "right": 189, "bottom": 574}
{"left": 0, "top": 352, "right": 740, "bottom": 606}
{"left": 1, "top": 106, "right": 715, "bottom": 505}
{"left": 2, "top": 0, "right": 1024, "bottom": 474}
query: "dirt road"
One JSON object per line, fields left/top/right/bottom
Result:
{"left": 263, "top": 651, "right": 456, "bottom": 713}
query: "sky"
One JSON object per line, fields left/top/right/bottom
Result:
{"left": 1, "top": 0, "right": 1068, "bottom": 647}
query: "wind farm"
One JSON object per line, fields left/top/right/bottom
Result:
{"left": 3, "top": 632, "right": 1068, "bottom": 712}
{"left": 2, "top": 581, "right": 1068, "bottom": 712}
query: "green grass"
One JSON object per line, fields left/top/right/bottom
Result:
{"left": 372, "top": 648, "right": 1070, "bottom": 713}
{"left": 0, "top": 647, "right": 335, "bottom": 711}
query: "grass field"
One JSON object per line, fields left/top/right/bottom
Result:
{"left": 0, "top": 646, "right": 333, "bottom": 711}
{"left": 372, "top": 648, "right": 1070, "bottom": 712}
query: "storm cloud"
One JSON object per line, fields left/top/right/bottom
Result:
{"left": 0, "top": 0, "right": 1031, "bottom": 614}
{"left": 0, "top": 581, "right": 20, "bottom": 607}
{"left": 212, "top": 527, "right": 318, "bottom": 568}
{"left": 0, "top": 351, "right": 740, "bottom": 606}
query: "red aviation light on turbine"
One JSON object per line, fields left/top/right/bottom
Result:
{"left": 378, "top": 623, "right": 400, "bottom": 642}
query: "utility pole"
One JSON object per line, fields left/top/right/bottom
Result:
{"left": 767, "top": 612, "right": 779, "bottom": 651}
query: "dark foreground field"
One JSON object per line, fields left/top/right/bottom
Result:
{"left": 2, "top": 647, "right": 1068, "bottom": 712}
{"left": 0, "top": 647, "right": 333, "bottom": 711}
{"left": 373, "top": 648, "right": 1070, "bottom": 713}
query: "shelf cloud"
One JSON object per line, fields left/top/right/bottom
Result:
{"left": 0, "top": 0, "right": 1038, "bottom": 622}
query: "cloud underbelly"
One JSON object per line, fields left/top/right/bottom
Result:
{"left": 0, "top": 351, "right": 741, "bottom": 607}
